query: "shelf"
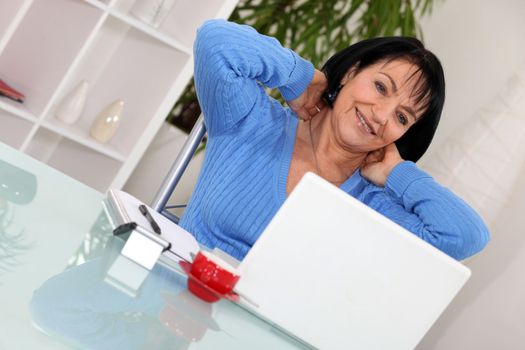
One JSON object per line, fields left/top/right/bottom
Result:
{"left": 25, "top": 128, "right": 123, "bottom": 192}
{"left": 0, "top": 0, "right": 104, "bottom": 116}
{"left": 0, "top": 97, "right": 38, "bottom": 123}
{"left": 41, "top": 118, "right": 127, "bottom": 162}
{"left": 0, "top": 109, "right": 33, "bottom": 149}
{"left": 47, "top": 16, "right": 191, "bottom": 158}
{"left": 83, "top": 0, "right": 191, "bottom": 54}
{"left": 157, "top": 0, "right": 237, "bottom": 49}
{"left": 0, "top": 0, "right": 238, "bottom": 192}
{"left": 0, "top": 0, "right": 33, "bottom": 56}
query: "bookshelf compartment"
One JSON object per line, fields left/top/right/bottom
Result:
{"left": 0, "top": 0, "right": 33, "bottom": 55}
{"left": 0, "top": 96, "right": 38, "bottom": 123}
{"left": 0, "top": 1, "right": 29, "bottom": 35}
{"left": 26, "top": 129, "right": 122, "bottom": 191}
{"left": 0, "top": 0, "right": 104, "bottom": 117}
{"left": 112, "top": 0, "right": 234, "bottom": 49}
{"left": 40, "top": 118, "right": 126, "bottom": 162}
{"left": 0, "top": 110, "right": 33, "bottom": 149}
{"left": 46, "top": 17, "right": 191, "bottom": 157}
{"left": 161, "top": 0, "right": 234, "bottom": 48}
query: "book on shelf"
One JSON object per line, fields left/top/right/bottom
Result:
{"left": 0, "top": 78, "right": 25, "bottom": 103}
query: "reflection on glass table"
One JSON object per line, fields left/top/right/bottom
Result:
{"left": 30, "top": 218, "right": 309, "bottom": 350}
{"left": 0, "top": 142, "right": 308, "bottom": 350}
{"left": 30, "top": 237, "right": 202, "bottom": 349}
{"left": 0, "top": 158, "right": 37, "bottom": 277}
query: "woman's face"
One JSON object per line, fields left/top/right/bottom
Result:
{"left": 329, "top": 59, "right": 426, "bottom": 154}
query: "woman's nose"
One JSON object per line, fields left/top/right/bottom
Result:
{"left": 371, "top": 106, "right": 388, "bottom": 125}
{"left": 372, "top": 99, "right": 396, "bottom": 125}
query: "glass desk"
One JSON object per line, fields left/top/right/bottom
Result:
{"left": 0, "top": 142, "right": 309, "bottom": 350}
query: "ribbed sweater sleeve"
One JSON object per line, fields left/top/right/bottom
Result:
{"left": 382, "top": 161, "right": 490, "bottom": 260}
{"left": 193, "top": 19, "right": 314, "bottom": 136}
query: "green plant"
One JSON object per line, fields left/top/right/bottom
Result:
{"left": 168, "top": 0, "right": 439, "bottom": 132}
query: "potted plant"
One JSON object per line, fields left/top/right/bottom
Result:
{"left": 169, "top": 0, "right": 438, "bottom": 131}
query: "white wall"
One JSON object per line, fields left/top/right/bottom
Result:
{"left": 416, "top": 1, "right": 525, "bottom": 349}
{"left": 123, "top": 123, "right": 204, "bottom": 212}
{"left": 420, "top": 0, "right": 525, "bottom": 154}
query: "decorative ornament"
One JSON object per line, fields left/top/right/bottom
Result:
{"left": 89, "top": 99, "right": 124, "bottom": 143}
{"left": 55, "top": 80, "right": 89, "bottom": 124}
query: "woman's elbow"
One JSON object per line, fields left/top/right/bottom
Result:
{"left": 194, "top": 19, "right": 230, "bottom": 52}
{"left": 468, "top": 224, "right": 491, "bottom": 258}
{"left": 421, "top": 220, "right": 490, "bottom": 261}
{"left": 451, "top": 223, "right": 491, "bottom": 261}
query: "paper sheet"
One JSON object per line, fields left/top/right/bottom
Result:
{"left": 108, "top": 189, "right": 200, "bottom": 263}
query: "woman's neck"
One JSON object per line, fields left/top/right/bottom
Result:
{"left": 306, "top": 111, "right": 367, "bottom": 182}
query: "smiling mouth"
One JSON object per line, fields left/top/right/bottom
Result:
{"left": 356, "top": 108, "right": 376, "bottom": 135}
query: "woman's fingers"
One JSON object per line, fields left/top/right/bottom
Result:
{"left": 383, "top": 143, "right": 401, "bottom": 158}
{"left": 361, "top": 144, "right": 404, "bottom": 186}
{"left": 296, "top": 107, "right": 311, "bottom": 121}
{"left": 364, "top": 148, "right": 385, "bottom": 164}
{"left": 288, "top": 68, "right": 327, "bottom": 121}
{"left": 306, "top": 102, "right": 324, "bottom": 118}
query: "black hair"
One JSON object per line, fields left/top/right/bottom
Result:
{"left": 321, "top": 36, "right": 445, "bottom": 162}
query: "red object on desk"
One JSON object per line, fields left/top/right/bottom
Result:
{"left": 190, "top": 251, "right": 240, "bottom": 294}
{"left": 0, "top": 79, "right": 25, "bottom": 102}
{"left": 179, "top": 260, "right": 240, "bottom": 303}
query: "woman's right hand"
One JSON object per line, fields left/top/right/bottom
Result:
{"left": 287, "top": 69, "right": 327, "bottom": 121}
{"left": 361, "top": 143, "right": 404, "bottom": 187}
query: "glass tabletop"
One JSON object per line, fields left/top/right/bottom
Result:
{"left": 0, "top": 142, "right": 309, "bottom": 350}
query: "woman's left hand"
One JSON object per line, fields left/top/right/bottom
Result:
{"left": 361, "top": 143, "right": 404, "bottom": 187}
{"left": 287, "top": 69, "right": 327, "bottom": 121}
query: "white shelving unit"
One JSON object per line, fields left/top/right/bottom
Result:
{"left": 0, "top": 0, "right": 238, "bottom": 192}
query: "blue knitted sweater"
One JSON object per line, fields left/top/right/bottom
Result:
{"left": 179, "top": 20, "right": 489, "bottom": 261}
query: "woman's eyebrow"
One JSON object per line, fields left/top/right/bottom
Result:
{"left": 380, "top": 72, "right": 419, "bottom": 121}
{"left": 402, "top": 106, "right": 417, "bottom": 121}
{"left": 380, "top": 72, "right": 397, "bottom": 92}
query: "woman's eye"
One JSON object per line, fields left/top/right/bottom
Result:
{"left": 397, "top": 113, "right": 408, "bottom": 126}
{"left": 375, "top": 81, "right": 386, "bottom": 95}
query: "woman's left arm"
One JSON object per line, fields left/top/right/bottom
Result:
{"left": 371, "top": 161, "right": 490, "bottom": 260}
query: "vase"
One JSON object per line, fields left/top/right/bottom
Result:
{"left": 55, "top": 80, "right": 89, "bottom": 124}
{"left": 129, "top": 0, "right": 177, "bottom": 28}
{"left": 90, "top": 100, "right": 124, "bottom": 144}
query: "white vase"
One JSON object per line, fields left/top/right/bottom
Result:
{"left": 90, "top": 100, "right": 124, "bottom": 144}
{"left": 130, "top": 0, "right": 177, "bottom": 28}
{"left": 55, "top": 80, "right": 89, "bottom": 124}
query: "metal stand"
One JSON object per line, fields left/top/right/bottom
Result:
{"left": 151, "top": 114, "right": 206, "bottom": 223}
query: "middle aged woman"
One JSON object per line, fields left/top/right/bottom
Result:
{"left": 179, "top": 19, "right": 490, "bottom": 262}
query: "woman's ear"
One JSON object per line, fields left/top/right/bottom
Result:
{"left": 340, "top": 66, "right": 358, "bottom": 85}
{"left": 340, "top": 73, "right": 351, "bottom": 85}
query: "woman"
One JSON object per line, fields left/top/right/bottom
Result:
{"left": 179, "top": 19, "right": 489, "bottom": 261}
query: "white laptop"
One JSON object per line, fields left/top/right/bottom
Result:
{"left": 234, "top": 172, "right": 471, "bottom": 350}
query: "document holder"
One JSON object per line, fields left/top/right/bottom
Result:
{"left": 102, "top": 189, "right": 200, "bottom": 270}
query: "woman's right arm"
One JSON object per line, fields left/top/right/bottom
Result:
{"left": 193, "top": 19, "right": 314, "bottom": 136}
